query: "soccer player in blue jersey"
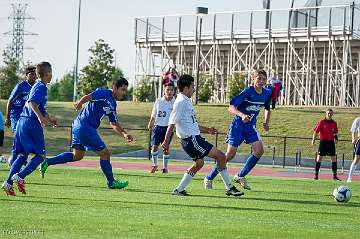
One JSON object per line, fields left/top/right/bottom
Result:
{"left": 4, "top": 65, "right": 37, "bottom": 165}
{"left": 204, "top": 69, "right": 271, "bottom": 190}
{"left": 2, "top": 62, "right": 57, "bottom": 196}
{"left": 40, "top": 78, "right": 133, "bottom": 190}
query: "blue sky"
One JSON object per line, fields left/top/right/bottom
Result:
{"left": 2, "top": 0, "right": 352, "bottom": 84}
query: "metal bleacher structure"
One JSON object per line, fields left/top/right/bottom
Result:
{"left": 134, "top": 2, "right": 360, "bottom": 106}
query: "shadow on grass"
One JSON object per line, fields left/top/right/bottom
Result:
{"left": 22, "top": 194, "right": 345, "bottom": 216}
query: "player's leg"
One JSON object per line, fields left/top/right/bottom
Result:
{"left": 96, "top": 148, "right": 128, "bottom": 189}
{"left": 150, "top": 145, "right": 159, "bottom": 173}
{"left": 173, "top": 158, "right": 204, "bottom": 195}
{"left": 161, "top": 128, "right": 173, "bottom": 173}
{"left": 0, "top": 129, "right": 4, "bottom": 161}
{"left": 314, "top": 155, "right": 323, "bottom": 180}
{"left": 204, "top": 123, "right": 242, "bottom": 188}
{"left": 2, "top": 151, "right": 27, "bottom": 196}
{"left": 234, "top": 140, "right": 264, "bottom": 190}
{"left": 348, "top": 140, "right": 360, "bottom": 182}
{"left": 207, "top": 146, "right": 244, "bottom": 196}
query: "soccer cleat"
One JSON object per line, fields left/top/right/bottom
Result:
{"left": 347, "top": 178, "right": 352, "bottom": 183}
{"left": 333, "top": 176, "right": 341, "bottom": 181}
{"left": 149, "top": 165, "right": 158, "bottom": 173}
{"left": 11, "top": 174, "right": 26, "bottom": 194}
{"left": 226, "top": 186, "right": 244, "bottom": 197}
{"left": 162, "top": 168, "right": 168, "bottom": 173}
{"left": 172, "top": 188, "right": 189, "bottom": 196}
{"left": 1, "top": 182, "right": 16, "bottom": 196}
{"left": 314, "top": 175, "right": 319, "bottom": 180}
{"left": 40, "top": 159, "right": 49, "bottom": 178}
{"left": 234, "top": 175, "right": 251, "bottom": 190}
{"left": 108, "top": 180, "right": 129, "bottom": 189}
{"left": 203, "top": 178, "right": 213, "bottom": 190}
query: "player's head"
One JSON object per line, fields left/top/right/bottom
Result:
{"left": 163, "top": 82, "right": 175, "bottom": 99}
{"left": 325, "top": 108, "right": 333, "bottom": 120}
{"left": 112, "top": 77, "right": 129, "bottom": 100}
{"left": 252, "top": 69, "right": 267, "bottom": 88}
{"left": 36, "top": 62, "right": 52, "bottom": 83}
{"left": 25, "top": 65, "right": 37, "bottom": 84}
{"left": 177, "top": 74, "right": 194, "bottom": 97}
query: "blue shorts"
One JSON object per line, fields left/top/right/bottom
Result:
{"left": 151, "top": 125, "right": 172, "bottom": 146}
{"left": 226, "top": 121, "right": 261, "bottom": 147}
{"left": 14, "top": 117, "right": 45, "bottom": 155}
{"left": 355, "top": 139, "right": 360, "bottom": 156}
{"left": 71, "top": 124, "right": 106, "bottom": 152}
{"left": 181, "top": 135, "right": 213, "bottom": 160}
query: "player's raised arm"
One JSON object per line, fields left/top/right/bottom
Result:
{"left": 74, "top": 94, "right": 92, "bottom": 111}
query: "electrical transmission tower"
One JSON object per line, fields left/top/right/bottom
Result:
{"left": 4, "top": 3, "right": 36, "bottom": 63}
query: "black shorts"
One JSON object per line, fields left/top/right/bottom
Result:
{"left": 151, "top": 126, "right": 173, "bottom": 146}
{"left": 0, "top": 130, "right": 4, "bottom": 147}
{"left": 318, "top": 140, "right": 336, "bottom": 156}
{"left": 355, "top": 139, "right": 360, "bottom": 156}
{"left": 181, "top": 135, "right": 213, "bottom": 161}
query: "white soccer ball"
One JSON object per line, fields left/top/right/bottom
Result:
{"left": 333, "top": 185, "right": 352, "bottom": 203}
{"left": 0, "top": 156, "right": 7, "bottom": 164}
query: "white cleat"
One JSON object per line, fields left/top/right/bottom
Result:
{"left": 347, "top": 178, "right": 352, "bottom": 183}
{"left": 204, "top": 178, "right": 213, "bottom": 190}
{"left": 234, "top": 175, "right": 251, "bottom": 190}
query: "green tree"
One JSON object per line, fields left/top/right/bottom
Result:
{"left": 77, "top": 39, "right": 120, "bottom": 97}
{"left": 198, "top": 73, "right": 214, "bottom": 103}
{"left": 133, "top": 77, "right": 155, "bottom": 102}
{"left": 0, "top": 51, "right": 21, "bottom": 99}
{"left": 48, "top": 71, "right": 74, "bottom": 101}
{"left": 228, "top": 73, "right": 246, "bottom": 100}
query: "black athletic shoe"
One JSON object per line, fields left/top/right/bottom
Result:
{"left": 172, "top": 189, "right": 190, "bottom": 196}
{"left": 314, "top": 175, "right": 319, "bottom": 180}
{"left": 333, "top": 176, "right": 341, "bottom": 181}
{"left": 226, "top": 186, "right": 244, "bottom": 197}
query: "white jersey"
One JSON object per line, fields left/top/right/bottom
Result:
{"left": 350, "top": 117, "right": 360, "bottom": 137}
{"left": 151, "top": 96, "right": 175, "bottom": 127}
{"left": 169, "top": 93, "right": 200, "bottom": 139}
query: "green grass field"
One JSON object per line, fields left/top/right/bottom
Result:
{"left": 0, "top": 163, "right": 359, "bottom": 239}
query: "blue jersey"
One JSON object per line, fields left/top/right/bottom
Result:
{"left": 8, "top": 80, "right": 32, "bottom": 120}
{"left": 74, "top": 88, "right": 117, "bottom": 129}
{"left": 20, "top": 80, "right": 48, "bottom": 120}
{"left": 230, "top": 86, "right": 271, "bottom": 126}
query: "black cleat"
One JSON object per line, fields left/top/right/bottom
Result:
{"left": 314, "top": 175, "right": 319, "bottom": 180}
{"left": 333, "top": 176, "right": 341, "bottom": 181}
{"left": 172, "top": 189, "right": 190, "bottom": 196}
{"left": 226, "top": 186, "right": 244, "bottom": 197}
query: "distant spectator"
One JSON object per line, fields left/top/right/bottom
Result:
{"left": 162, "top": 66, "right": 179, "bottom": 88}
{"left": 268, "top": 73, "right": 282, "bottom": 109}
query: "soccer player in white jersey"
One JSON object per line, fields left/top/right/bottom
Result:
{"left": 147, "top": 83, "right": 175, "bottom": 173}
{"left": 162, "top": 74, "right": 243, "bottom": 197}
{"left": 347, "top": 117, "right": 360, "bottom": 182}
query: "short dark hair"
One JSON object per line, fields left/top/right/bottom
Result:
{"left": 255, "top": 69, "right": 267, "bottom": 78}
{"left": 177, "top": 74, "right": 194, "bottom": 92}
{"left": 326, "top": 108, "right": 333, "bottom": 112}
{"left": 25, "top": 65, "right": 36, "bottom": 75}
{"left": 164, "top": 82, "right": 174, "bottom": 88}
{"left": 113, "top": 77, "right": 129, "bottom": 88}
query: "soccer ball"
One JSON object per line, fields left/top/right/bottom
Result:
{"left": 333, "top": 185, "right": 352, "bottom": 203}
{"left": 0, "top": 156, "right": 7, "bottom": 164}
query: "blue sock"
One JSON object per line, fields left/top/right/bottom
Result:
{"left": 206, "top": 165, "right": 220, "bottom": 180}
{"left": 6, "top": 155, "right": 27, "bottom": 185}
{"left": 47, "top": 152, "right": 73, "bottom": 165}
{"left": 238, "top": 154, "right": 260, "bottom": 177}
{"left": 18, "top": 155, "right": 43, "bottom": 179}
{"left": 9, "top": 148, "right": 17, "bottom": 166}
{"left": 100, "top": 159, "right": 115, "bottom": 185}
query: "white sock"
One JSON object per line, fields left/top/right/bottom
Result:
{"left": 163, "top": 154, "right": 170, "bottom": 169}
{"left": 348, "top": 163, "right": 357, "bottom": 181}
{"left": 218, "top": 168, "right": 233, "bottom": 190}
{"left": 177, "top": 172, "right": 193, "bottom": 192}
{"left": 151, "top": 151, "right": 158, "bottom": 166}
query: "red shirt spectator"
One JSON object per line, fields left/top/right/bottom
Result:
{"left": 313, "top": 119, "right": 338, "bottom": 141}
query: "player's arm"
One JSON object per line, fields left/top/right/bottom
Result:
{"left": 311, "top": 131, "right": 318, "bottom": 145}
{"left": 148, "top": 117, "right": 155, "bottom": 131}
{"left": 263, "top": 109, "right": 270, "bottom": 131}
{"left": 352, "top": 132, "right": 357, "bottom": 145}
{"left": 4, "top": 99, "right": 13, "bottom": 128}
{"left": 199, "top": 125, "right": 217, "bottom": 135}
{"left": 334, "top": 122, "right": 338, "bottom": 144}
{"left": 110, "top": 121, "right": 133, "bottom": 142}
{"left": 44, "top": 112, "right": 58, "bottom": 127}
{"left": 162, "top": 124, "right": 175, "bottom": 154}
{"left": 350, "top": 119, "right": 359, "bottom": 145}
{"left": 228, "top": 105, "right": 251, "bottom": 122}
{"left": 74, "top": 94, "right": 92, "bottom": 111}
{"left": 28, "top": 101, "right": 49, "bottom": 128}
